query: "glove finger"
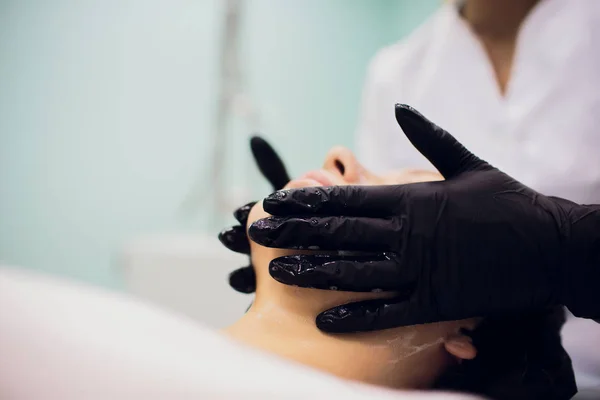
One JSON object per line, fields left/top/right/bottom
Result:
{"left": 228, "top": 265, "right": 256, "bottom": 294}
{"left": 250, "top": 136, "right": 291, "bottom": 190}
{"left": 394, "top": 104, "right": 492, "bottom": 179}
{"left": 269, "top": 253, "right": 414, "bottom": 292}
{"left": 316, "top": 297, "right": 445, "bottom": 333}
{"left": 262, "top": 185, "right": 411, "bottom": 217}
{"left": 218, "top": 225, "right": 250, "bottom": 254}
{"left": 248, "top": 216, "right": 403, "bottom": 251}
{"left": 234, "top": 202, "right": 257, "bottom": 225}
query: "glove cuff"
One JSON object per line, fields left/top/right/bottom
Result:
{"left": 563, "top": 203, "right": 600, "bottom": 319}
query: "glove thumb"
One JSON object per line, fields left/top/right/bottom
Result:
{"left": 394, "top": 104, "right": 491, "bottom": 179}
{"left": 250, "top": 136, "right": 291, "bottom": 190}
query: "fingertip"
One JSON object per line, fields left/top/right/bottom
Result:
{"left": 263, "top": 186, "right": 325, "bottom": 215}
{"left": 316, "top": 314, "right": 336, "bottom": 332}
{"left": 250, "top": 136, "right": 291, "bottom": 190}
{"left": 268, "top": 255, "right": 306, "bottom": 284}
{"left": 218, "top": 225, "right": 251, "bottom": 254}
{"left": 394, "top": 103, "right": 412, "bottom": 113}
{"left": 249, "top": 135, "right": 267, "bottom": 152}
{"left": 233, "top": 202, "right": 256, "bottom": 225}
{"left": 247, "top": 219, "right": 276, "bottom": 248}
{"left": 262, "top": 189, "right": 289, "bottom": 214}
{"left": 394, "top": 103, "right": 426, "bottom": 131}
{"left": 394, "top": 103, "right": 421, "bottom": 121}
{"left": 247, "top": 221, "right": 259, "bottom": 240}
{"left": 217, "top": 226, "right": 236, "bottom": 246}
{"left": 316, "top": 307, "right": 354, "bottom": 333}
{"left": 229, "top": 266, "right": 256, "bottom": 294}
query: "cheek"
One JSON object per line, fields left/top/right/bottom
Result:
{"left": 380, "top": 170, "right": 444, "bottom": 185}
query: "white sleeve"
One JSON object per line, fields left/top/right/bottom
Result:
{"left": 355, "top": 55, "right": 396, "bottom": 175}
{"left": 0, "top": 268, "right": 484, "bottom": 400}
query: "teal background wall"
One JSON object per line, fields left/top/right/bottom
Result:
{"left": 0, "top": 0, "right": 438, "bottom": 288}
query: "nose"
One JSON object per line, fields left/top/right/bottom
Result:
{"left": 323, "top": 146, "right": 361, "bottom": 184}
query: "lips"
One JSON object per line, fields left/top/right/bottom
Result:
{"left": 298, "top": 170, "right": 335, "bottom": 186}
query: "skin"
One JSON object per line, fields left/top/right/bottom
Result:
{"left": 462, "top": 0, "right": 540, "bottom": 94}
{"left": 224, "top": 147, "right": 479, "bottom": 390}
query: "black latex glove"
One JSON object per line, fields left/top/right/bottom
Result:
{"left": 218, "top": 136, "right": 290, "bottom": 293}
{"left": 248, "top": 104, "right": 600, "bottom": 332}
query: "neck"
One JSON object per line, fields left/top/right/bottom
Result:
{"left": 462, "top": 0, "right": 540, "bottom": 40}
{"left": 234, "top": 217, "right": 462, "bottom": 389}
{"left": 224, "top": 294, "right": 452, "bottom": 389}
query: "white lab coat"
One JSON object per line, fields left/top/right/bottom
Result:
{"left": 355, "top": 0, "right": 600, "bottom": 397}
{"left": 357, "top": 0, "right": 600, "bottom": 203}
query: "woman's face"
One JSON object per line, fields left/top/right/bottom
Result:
{"left": 287, "top": 146, "right": 443, "bottom": 188}
{"left": 244, "top": 146, "right": 477, "bottom": 373}
{"left": 247, "top": 145, "right": 443, "bottom": 243}
{"left": 246, "top": 146, "right": 444, "bottom": 310}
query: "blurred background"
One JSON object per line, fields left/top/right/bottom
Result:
{"left": 3, "top": 2, "right": 600, "bottom": 397}
{"left": 0, "top": 0, "right": 437, "bottom": 326}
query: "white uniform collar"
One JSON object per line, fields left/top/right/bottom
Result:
{"left": 430, "top": 0, "right": 593, "bottom": 101}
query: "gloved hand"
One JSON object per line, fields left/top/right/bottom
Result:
{"left": 218, "top": 136, "right": 290, "bottom": 293}
{"left": 248, "top": 104, "right": 600, "bottom": 332}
